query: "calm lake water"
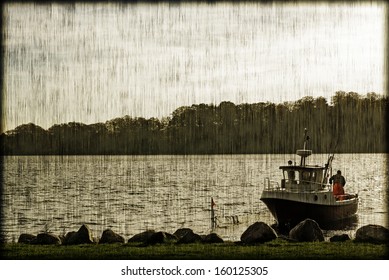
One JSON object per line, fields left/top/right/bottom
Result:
{"left": 1, "top": 154, "right": 387, "bottom": 242}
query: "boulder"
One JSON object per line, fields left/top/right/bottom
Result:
{"left": 62, "top": 231, "right": 77, "bottom": 245}
{"left": 329, "top": 234, "right": 350, "bottom": 242}
{"left": 173, "top": 228, "right": 194, "bottom": 239}
{"left": 289, "top": 219, "right": 324, "bottom": 242}
{"left": 355, "top": 224, "right": 389, "bottom": 244}
{"left": 177, "top": 231, "right": 203, "bottom": 244}
{"left": 36, "top": 233, "right": 61, "bottom": 245}
{"left": 147, "top": 231, "right": 178, "bottom": 245}
{"left": 203, "top": 233, "right": 224, "bottom": 243}
{"left": 18, "top": 233, "right": 37, "bottom": 244}
{"left": 99, "top": 229, "right": 125, "bottom": 244}
{"left": 128, "top": 230, "right": 156, "bottom": 243}
{"left": 240, "top": 222, "right": 278, "bottom": 244}
{"left": 164, "top": 232, "right": 178, "bottom": 242}
{"left": 63, "top": 224, "right": 94, "bottom": 245}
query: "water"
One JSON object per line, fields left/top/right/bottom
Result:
{"left": 1, "top": 154, "right": 387, "bottom": 242}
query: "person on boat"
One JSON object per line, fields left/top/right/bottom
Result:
{"left": 329, "top": 170, "right": 346, "bottom": 196}
{"left": 287, "top": 160, "right": 296, "bottom": 184}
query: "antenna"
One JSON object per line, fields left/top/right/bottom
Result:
{"left": 296, "top": 128, "right": 311, "bottom": 166}
{"left": 303, "top": 127, "right": 310, "bottom": 150}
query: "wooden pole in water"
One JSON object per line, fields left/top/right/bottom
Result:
{"left": 211, "top": 197, "right": 216, "bottom": 229}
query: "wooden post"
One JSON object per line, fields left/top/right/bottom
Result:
{"left": 211, "top": 198, "right": 216, "bottom": 229}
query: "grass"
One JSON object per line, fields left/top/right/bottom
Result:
{"left": 1, "top": 239, "right": 388, "bottom": 260}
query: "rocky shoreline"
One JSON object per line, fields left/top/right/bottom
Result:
{"left": 17, "top": 219, "right": 389, "bottom": 246}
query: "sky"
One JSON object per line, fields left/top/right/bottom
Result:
{"left": 1, "top": 2, "right": 387, "bottom": 132}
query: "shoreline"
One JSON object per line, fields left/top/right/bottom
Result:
{"left": 3, "top": 221, "right": 388, "bottom": 260}
{"left": 2, "top": 239, "right": 388, "bottom": 260}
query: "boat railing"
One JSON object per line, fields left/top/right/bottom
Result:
{"left": 264, "top": 177, "right": 280, "bottom": 190}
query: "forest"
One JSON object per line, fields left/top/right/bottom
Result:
{"left": 0, "top": 91, "right": 387, "bottom": 155}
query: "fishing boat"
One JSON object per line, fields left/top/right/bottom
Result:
{"left": 260, "top": 128, "right": 358, "bottom": 229}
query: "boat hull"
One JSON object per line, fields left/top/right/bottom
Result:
{"left": 261, "top": 197, "right": 358, "bottom": 229}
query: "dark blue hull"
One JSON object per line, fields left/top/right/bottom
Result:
{"left": 261, "top": 197, "right": 358, "bottom": 229}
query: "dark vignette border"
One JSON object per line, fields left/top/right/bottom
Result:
{"left": 0, "top": 0, "right": 388, "bottom": 260}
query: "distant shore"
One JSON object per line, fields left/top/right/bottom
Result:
{"left": 1, "top": 93, "right": 387, "bottom": 155}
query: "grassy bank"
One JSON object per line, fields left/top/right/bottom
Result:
{"left": 1, "top": 239, "right": 388, "bottom": 260}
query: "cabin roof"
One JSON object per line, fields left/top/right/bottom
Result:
{"left": 279, "top": 165, "right": 325, "bottom": 171}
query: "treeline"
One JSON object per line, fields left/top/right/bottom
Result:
{"left": 1, "top": 91, "right": 387, "bottom": 155}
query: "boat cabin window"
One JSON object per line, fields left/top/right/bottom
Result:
{"left": 284, "top": 170, "right": 297, "bottom": 184}
{"left": 299, "top": 170, "right": 323, "bottom": 184}
{"left": 288, "top": 170, "right": 296, "bottom": 180}
{"left": 284, "top": 169, "right": 324, "bottom": 185}
{"left": 301, "top": 171, "right": 310, "bottom": 183}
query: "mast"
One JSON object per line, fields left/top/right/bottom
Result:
{"left": 303, "top": 128, "right": 308, "bottom": 150}
{"left": 296, "top": 128, "right": 311, "bottom": 166}
{"left": 322, "top": 154, "right": 334, "bottom": 185}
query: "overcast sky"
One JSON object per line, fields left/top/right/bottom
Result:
{"left": 2, "top": 2, "right": 386, "bottom": 132}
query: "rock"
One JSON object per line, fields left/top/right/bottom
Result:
{"left": 78, "top": 224, "right": 94, "bottom": 243}
{"left": 355, "top": 224, "right": 389, "bottom": 244}
{"left": 173, "top": 228, "right": 194, "bottom": 239}
{"left": 128, "top": 230, "right": 156, "bottom": 243}
{"left": 164, "top": 232, "right": 178, "bottom": 242}
{"left": 289, "top": 219, "right": 324, "bottom": 242}
{"left": 240, "top": 222, "right": 278, "bottom": 244}
{"left": 99, "top": 229, "right": 125, "bottom": 244}
{"left": 177, "top": 231, "right": 203, "bottom": 244}
{"left": 18, "top": 233, "right": 37, "bottom": 244}
{"left": 174, "top": 228, "right": 204, "bottom": 244}
{"left": 147, "top": 232, "right": 166, "bottom": 245}
{"left": 203, "top": 233, "right": 224, "bottom": 243}
{"left": 330, "top": 234, "right": 350, "bottom": 242}
{"left": 36, "top": 233, "right": 61, "bottom": 245}
{"left": 147, "top": 231, "right": 178, "bottom": 245}
{"left": 62, "top": 231, "right": 77, "bottom": 245}
{"left": 64, "top": 224, "right": 94, "bottom": 245}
